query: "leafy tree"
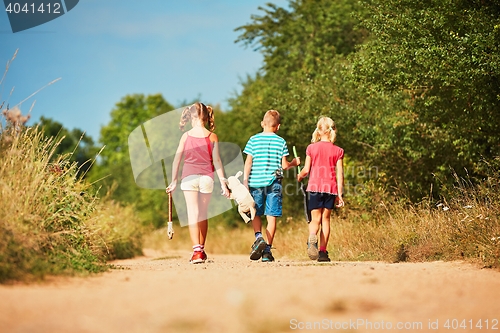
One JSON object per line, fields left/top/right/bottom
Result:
{"left": 229, "top": 0, "right": 500, "bottom": 203}
{"left": 89, "top": 94, "right": 175, "bottom": 228}
{"left": 235, "top": 0, "right": 367, "bottom": 79}
{"left": 232, "top": 0, "right": 370, "bottom": 153}
{"left": 350, "top": 0, "right": 500, "bottom": 197}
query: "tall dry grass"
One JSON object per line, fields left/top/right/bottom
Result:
{"left": 0, "top": 109, "right": 145, "bottom": 282}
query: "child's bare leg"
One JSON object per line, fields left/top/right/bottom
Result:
{"left": 319, "top": 208, "right": 332, "bottom": 250}
{"left": 309, "top": 209, "right": 322, "bottom": 235}
{"left": 265, "top": 215, "right": 277, "bottom": 245}
{"left": 307, "top": 209, "right": 322, "bottom": 260}
{"left": 198, "top": 192, "right": 211, "bottom": 246}
{"left": 252, "top": 215, "right": 262, "bottom": 234}
{"left": 183, "top": 191, "right": 201, "bottom": 246}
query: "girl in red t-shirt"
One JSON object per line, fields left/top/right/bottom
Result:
{"left": 297, "top": 117, "right": 344, "bottom": 262}
{"left": 166, "top": 102, "right": 230, "bottom": 264}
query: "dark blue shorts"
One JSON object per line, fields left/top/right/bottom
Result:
{"left": 308, "top": 192, "right": 337, "bottom": 210}
{"left": 249, "top": 180, "right": 283, "bottom": 217}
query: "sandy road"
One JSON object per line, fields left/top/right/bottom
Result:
{"left": 1, "top": 249, "right": 499, "bottom": 333}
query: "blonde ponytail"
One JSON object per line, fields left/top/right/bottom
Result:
{"left": 329, "top": 123, "right": 337, "bottom": 143}
{"left": 206, "top": 105, "right": 215, "bottom": 132}
{"left": 311, "top": 116, "right": 337, "bottom": 143}
{"left": 179, "top": 107, "right": 191, "bottom": 131}
{"left": 311, "top": 128, "right": 321, "bottom": 143}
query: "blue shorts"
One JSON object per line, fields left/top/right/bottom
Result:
{"left": 249, "top": 180, "right": 283, "bottom": 217}
{"left": 308, "top": 192, "right": 337, "bottom": 210}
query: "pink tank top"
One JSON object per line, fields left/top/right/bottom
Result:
{"left": 181, "top": 133, "right": 215, "bottom": 179}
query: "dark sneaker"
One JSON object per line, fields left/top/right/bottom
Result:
{"left": 318, "top": 250, "right": 331, "bottom": 262}
{"left": 262, "top": 251, "right": 275, "bottom": 262}
{"left": 250, "top": 236, "right": 267, "bottom": 260}
{"left": 190, "top": 251, "right": 206, "bottom": 264}
{"left": 307, "top": 234, "right": 319, "bottom": 260}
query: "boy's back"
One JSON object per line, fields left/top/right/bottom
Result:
{"left": 243, "top": 132, "right": 289, "bottom": 188}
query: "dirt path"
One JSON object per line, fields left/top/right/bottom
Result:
{"left": 1, "top": 249, "right": 499, "bottom": 333}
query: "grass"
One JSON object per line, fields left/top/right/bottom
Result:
{"left": 0, "top": 108, "right": 145, "bottom": 283}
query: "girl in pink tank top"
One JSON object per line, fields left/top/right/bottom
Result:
{"left": 181, "top": 133, "right": 215, "bottom": 179}
{"left": 166, "top": 102, "right": 229, "bottom": 264}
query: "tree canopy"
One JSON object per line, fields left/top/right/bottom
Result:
{"left": 226, "top": 0, "right": 500, "bottom": 201}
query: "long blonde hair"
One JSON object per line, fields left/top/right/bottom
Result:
{"left": 179, "top": 102, "right": 215, "bottom": 131}
{"left": 311, "top": 116, "right": 337, "bottom": 143}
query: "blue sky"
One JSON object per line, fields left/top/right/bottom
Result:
{"left": 0, "top": 0, "right": 287, "bottom": 140}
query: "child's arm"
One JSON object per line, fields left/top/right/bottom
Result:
{"left": 282, "top": 155, "right": 300, "bottom": 170}
{"left": 243, "top": 154, "right": 253, "bottom": 188}
{"left": 166, "top": 133, "right": 187, "bottom": 193}
{"left": 336, "top": 158, "right": 345, "bottom": 207}
{"left": 297, "top": 156, "right": 311, "bottom": 182}
{"left": 211, "top": 134, "right": 229, "bottom": 197}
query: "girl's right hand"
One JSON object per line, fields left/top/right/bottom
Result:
{"left": 166, "top": 182, "right": 176, "bottom": 193}
{"left": 336, "top": 195, "right": 345, "bottom": 208}
{"left": 220, "top": 185, "right": 230, "bottom": 198}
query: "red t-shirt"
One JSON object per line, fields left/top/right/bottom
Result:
{"left": 305, "top": 141, "right": 344, "bottom": 194}
{"left": 181, "top": 133, "right": 215, "bottom": 179}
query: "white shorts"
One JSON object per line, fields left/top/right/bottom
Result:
{"left": 180, "top": 175, "right": 214, "bottom": 193}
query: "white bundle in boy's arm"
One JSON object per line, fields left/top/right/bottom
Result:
{"left": 225, "top": 171, "right": 256, "bottom": 223}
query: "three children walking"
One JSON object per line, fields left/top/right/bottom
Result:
{"left": 167, "top": 105, "right": 344, "bottom": 264}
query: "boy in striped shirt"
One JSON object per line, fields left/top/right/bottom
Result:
{"left": 243, "top": 110, "right": 300, "bottom": 262}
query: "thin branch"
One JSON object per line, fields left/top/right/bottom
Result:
{"left": 354, "top": 140, "right": 376, "bottom": 150}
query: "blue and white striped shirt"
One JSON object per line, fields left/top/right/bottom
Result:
{"left": 243, "top": 132, "right": 289, "bottom": 187}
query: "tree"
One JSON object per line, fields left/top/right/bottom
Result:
{"left": 232, "top": 0, "right": 371, "bottom": 150}
{"left": 89, "top": 94, "right": 175, "bottom": 228}
{"left": 230, "top": 0, "right": 500, "bottom": 202}
{"left": 350, "top": 0, "right": 500, "bottom": 197}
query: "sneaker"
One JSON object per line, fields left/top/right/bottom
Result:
{"left": 318, "top": 250, "right": 331, "bottom": 262}
{"left": 190, "top": 251, "right": 206, "bottom": 264}
{"left": 250, "top": 236, "right": 267, "bottom": 260}
{"left": 307, "top": 234, "right": 319, "bottom": 260}
{"left": 262, "top": 251, "right": 275, "bottom": 262}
